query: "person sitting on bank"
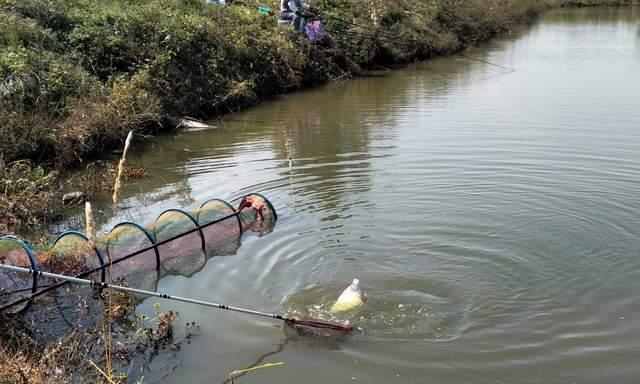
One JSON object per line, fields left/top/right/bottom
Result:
{"left": 279, "top": 0, "right": 311, "bottom": 32}
{"left": 206, "top": 0, "right": 239, "bottom": 5}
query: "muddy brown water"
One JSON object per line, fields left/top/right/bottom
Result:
{"left": 97, "top": 7, "right": 640, "bottom": 384}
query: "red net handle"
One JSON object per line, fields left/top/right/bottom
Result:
{"left": 286, "top": 317, "right": 353, "bottom": 332}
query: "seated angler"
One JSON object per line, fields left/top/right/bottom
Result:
{"left": 278, "top": 0, "right": 311, "bottom": 32}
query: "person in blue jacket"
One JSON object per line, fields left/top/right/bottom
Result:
{"left": 279, "top": 0, "right": 311, "bottom": 32}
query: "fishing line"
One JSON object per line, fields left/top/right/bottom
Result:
{"left": 312, "top": 7, "right": 516, "bottom": 72}
{"left": 312, "top": 9, "right": 414, "bottom": 44}
{"left": 458, "top": 53, "right": 515, "bottom": 72}
{"left": 283, "top": 125, "right": 297, "bottom": 211}
{"left": 221, "top": 340, "right": 288, "bottom": 384}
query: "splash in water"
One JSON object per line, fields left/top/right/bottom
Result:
{"left": 283, "top": 277, "right": 470, "bottom": 342}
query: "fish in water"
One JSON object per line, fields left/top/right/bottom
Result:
{"left": 331, "top": 279, "right": 365, "bottom": 313}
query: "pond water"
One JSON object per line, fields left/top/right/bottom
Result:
{"left": 113, "top": 7, "right": 640, "bottom": 384}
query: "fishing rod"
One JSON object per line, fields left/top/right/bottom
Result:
{"left": 0, "top": 264, "right": 353, "bottom": 332}
{"left": 237, "top": 0, "right": 409, "bottom": 44}
{"left": 304, "top": 8, "right": 419, "bottom": 46}
{"left": 312, "top": 7, "right": 516, "bottom": 72}
{"left": 243, "top": 1, "right": 516, "bottom": 71}
{"left": 0, "top": 201, "right": 249, "bottom": 312}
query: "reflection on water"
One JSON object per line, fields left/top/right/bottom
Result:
{"left": 86, "top": 6, "right": 640, "bottom": 384}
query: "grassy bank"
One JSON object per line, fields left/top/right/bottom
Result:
{"left": 0, "top": 0, "right": 633, "bottom": 231}
{"left": 0, "top": 0, "right": 557, "bottom": 166}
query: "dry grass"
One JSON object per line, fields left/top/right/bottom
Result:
{"left": 0, "top": 159, "right": 150, "bottom": 233}
{"left": 0, "top": 317, "right": 89, "bottom": 384}
{"left": 0, "top": 161, "right": 59, "bottom": 233}
{"left": 0, "top": 293, "right": 192, "bottom": 383}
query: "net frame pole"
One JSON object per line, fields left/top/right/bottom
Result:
{"left": 0, "top": 264, "right": 353, "bottom": 332}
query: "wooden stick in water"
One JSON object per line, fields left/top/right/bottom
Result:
{"left": 112, "top": 131, "right": 133, "bottom": 205}
{"left": 85, "top": 201, "right": 95, "bottom": 247}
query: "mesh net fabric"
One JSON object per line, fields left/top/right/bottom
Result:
{"left": 154, "top": 210, "right": 206, "bottom": 277}
{"left": 105, "top": 223, "right": 159, "bottom": 292}
{"left": 237, "top": 194, "right": 277, "bottom": 234}
{"left": 25, "top": 234, "right": 103, "bottom": 340}
{"left": 196, "top": 199, "right": 241, "bottom": 256}
{"left": 46, "top": 233, "right": 103, "bottom": 280}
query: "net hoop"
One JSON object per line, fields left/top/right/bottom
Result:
{"left": 198, "top": 198, "right": 243, "bottom": 234}
{"left": 0, "top": 235, "right": 40, "bottom": 313}
{"left": 52, "top": 231, "right": 106, "bottom": 282}
{"left": 154, "top": 208, "right": 205, "bottom": 254}
{"left": 106, "top": 221, "right": 160, "bottom": 270}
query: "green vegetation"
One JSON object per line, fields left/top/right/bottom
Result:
{"left": 0, "top": 0, "right": 634, "bottom": 231}
{"left": 0, "top": 0, "right": 554, "bottom": 166}
{"left": 0, "top": 160, "right": 143, "bottom": 233}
